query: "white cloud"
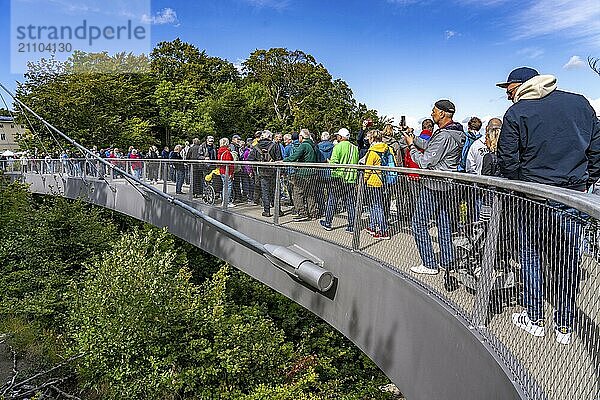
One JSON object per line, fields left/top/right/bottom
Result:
{"left": 455, "top": 0, "right": 509, "bottom": 5}
{"left": 243, "top": 0, "right": 290, "bottom": 10}
{"left": 452, "top": 0, "right": 600, "bottom": 47}
{"left": 589, "top": 97, "right": 600, "bottom": 116}
{"left": 445, "top": 30, "right": 458, "bottom": 40}
{"left": 41, "top": 0, "right": 100, "bottom": 14}
{"left": 384, "top": 114, "right": 420, "bottom": 131}
{"left": 517, "top": 47, "right": 544, "bottom": 59}
{"left": 387, "top": 0, "right": 421, "bottom": 5}
{"left": 514, "top": 0, "right": 600, "bottom": 47}
{"left": 233, "top": 59, "right": 245, "bottom": 74}
{"left": 563, "top": 55, "right": 586, "bottom": 70}
{"left": 141, "top": 8, "right": 179, "bottom": 25}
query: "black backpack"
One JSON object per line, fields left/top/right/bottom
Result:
{"left": 311, "top": 143, "right": 325, "bottom": 163}
{"left": 255, "top": 143, "right": 275, "bottom": 163}
{"left": 254, "top": 143, "right": 276, "bottom": 176}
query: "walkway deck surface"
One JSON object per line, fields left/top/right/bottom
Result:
{"left": 146, "top": 180, "right": 599, "bottom": 400}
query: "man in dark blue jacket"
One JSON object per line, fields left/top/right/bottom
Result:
{"left": 497, "top": 67, "right": 600, "bottom": 345}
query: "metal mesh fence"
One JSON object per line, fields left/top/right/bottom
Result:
{"left": 5, "top": 158, "right": 600, "bottom": 400}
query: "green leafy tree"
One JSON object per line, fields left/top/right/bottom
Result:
{"left": 227, "top": 271, "right": 392, "bottom": 399}
{"left": 240, "top": 82, "right": 273, "bottom": 131}
{"left": 151, "top": 39, "right": 240, "bottom": 142}
{"left": 17, "top": 52, "right": 157, "bottom": 150}
{"left": 0, "top": 180, "right": 117, "bottom": 330}
{"left": 243, "top": 48, "right": 322, "bottom": 129}
{"left": 204, "top": 82, "right": 254, "bottom": 135}
{"left": 243, "top": 48, "right": 380, "bottom": 133}
{"left": 66, "top": 50, "right": 151, "bottom": 74}
{"left": 151, "top": 38, "right": 239, "bottom": 91}
{"left": 154, "top": 79, "right": 215, "bottom": 141}
{"left": 0, "top": 178, "right": 117, "bottom": 370}
{"left": 69, "top": 229, "right": 293, "bottom": 399}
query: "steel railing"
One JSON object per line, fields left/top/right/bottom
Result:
{"left": 4, "top": 157, "right": 600, "bottom": 400}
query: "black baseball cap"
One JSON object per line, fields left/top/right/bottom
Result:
{"left": 496, "top": 67, "right": 539, "bottom": 88}
{"left": 434, "top": 99, "right": 456, "bottom": 113}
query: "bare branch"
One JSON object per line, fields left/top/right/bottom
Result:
{"left": 0, "top": 346, "right": 19, "bottom": 397}
{"left": 50, "top": 384, "right": 82, "bottom": 400}
{"left": 11, "top": 354, "right": 83, "bottom": 390}
{"left": 12, "top": 377, "right": 66, "bottom": 399}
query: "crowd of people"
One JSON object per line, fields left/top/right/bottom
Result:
{"left": 3, "top": 66, "right": 599, "bottom": 345}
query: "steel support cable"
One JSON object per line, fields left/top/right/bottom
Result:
{"left": 9, "top": 87, "right": 98, "bottom": 191}
{"left": 0, "top": 81, "right": 334, "bottom": 292}
{"left": 0, "top": 91, "right": 32, "bottom": 156}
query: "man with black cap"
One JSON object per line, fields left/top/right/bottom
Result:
{"left": 403, "top": 99, "right": 465, "bottom": 276}
{"left": 496, "top": 67, "right": 600, "bottom": 345}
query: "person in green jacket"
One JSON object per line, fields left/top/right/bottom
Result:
{"left": 283, "top": 129, "right": 318, "bottom": 221}
{"left": 319, "top": 128, "right": 359, "bottom": 232}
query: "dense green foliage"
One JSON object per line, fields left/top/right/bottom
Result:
{"left": 0, "top": 178, "right": 116, "bottom": 327}
{"left": 3, "top": 38, "right": 394, "bottom": 398}
{"left": 70, "top": 230, "right": 293, "bottom": 399}
{"left": 0, "top": 178, "right": 391, "bottom": 398}
{"left": 16, "top": 39, "right": 381, "bottom": 151}
{"left": 0, "top": 177, "right": 117, "bottom": 368}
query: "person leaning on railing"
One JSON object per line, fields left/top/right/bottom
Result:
{"left": 496, "top": 66, "right": 600, "bottom": 345}
{"left": 283, "top": 129, "right": 318, "bottom": 222}
{"left": 363, "top": 129, "right": 392, "bottom": 240}
{"left": 147, "top": 145, "right": 160, "bottom": 184}
{"left": 403, "top": 99, "right": 465, "bottom": 275}
{"left": 217, "top": 137, "right": 236, "bottom": 208}
{"left": 282, "top": 132, "right": 300, "bottom": 212}
{"left": 170, "top": 145, "right": 186, "bottom": 195}
{"left": 129, "top": 149, "right": 143, "bottom": 180}
{"left": 319, "top": 128, "right": 359, "bottom": 233}
{"left": 248, "top": 130, "right": 282, "bottom": 217}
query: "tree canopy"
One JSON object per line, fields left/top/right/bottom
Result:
{"left": 16, "top": 39, "right": 380, "bottom": 151}
{"left": 0, "top": 177, "right": 392, "bottom": 399}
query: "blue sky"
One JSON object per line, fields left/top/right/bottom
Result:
{"left": 2, "top": 0, "right": 600, "bottom": 129}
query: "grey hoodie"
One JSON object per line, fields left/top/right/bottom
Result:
{"left": 410, "top": 121, "right": 465, "bottom": 172}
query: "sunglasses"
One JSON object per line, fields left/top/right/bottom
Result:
{"left": 506, "top": 86, "right": 519, "bottom": 96}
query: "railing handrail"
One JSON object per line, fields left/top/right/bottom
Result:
{"left": 19, "top": 157, "right": 600, "bottom": 220}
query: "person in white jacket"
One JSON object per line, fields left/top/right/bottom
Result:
{"left": 466, "top": 118, "right": 502, "bottom": 174}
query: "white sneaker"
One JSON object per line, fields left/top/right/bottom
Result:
{"left": 554, "top": 325, "right": 572, "bottom": 345}
{"left": 227, "top": 203, "right": 236, "bottom": 208}
{"left": 512, "top": 311, "right": 545, "bottom": 337}
{"left": 410, "top": 264, "right": 439, "bottom": 275}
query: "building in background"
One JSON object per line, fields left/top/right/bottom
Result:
{"left": 0, "top": 116, "right": 22, "bottom": 152}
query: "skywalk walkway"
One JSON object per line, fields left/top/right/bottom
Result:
{"left": 3, "top": 159, "right": 599, "bottom": 400}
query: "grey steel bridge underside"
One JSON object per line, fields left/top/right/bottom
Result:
{"left": 16, "top": 172, "right": 524, "bottom": 400}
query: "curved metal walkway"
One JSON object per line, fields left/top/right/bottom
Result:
{"left": 6, "top": 162, "right": 599, "bottom": 400}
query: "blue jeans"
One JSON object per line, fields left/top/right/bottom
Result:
{"left": 240, "top": 171, "right": 253, "bottom": 201}
{"left": 221, "top": 174, "right": 233, "bottom": 204}
{"left": 518, "top": 203, "right": 584, "bottom": 328}
{"left": 175, "top": 169, "right": 185, "bottom": 193}
{"left": 324, "top": 178, "right": 356, "bottom": 229}
{"left": 412, "top": 186, "right": 454, "bottom": 268}
{"left": 367, "top": 186, "right": 387, "bottom": 233}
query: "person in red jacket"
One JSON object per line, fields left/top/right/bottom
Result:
{"left": 128, "top": 149, "right": 143, "bottom": 180}
{"left": 217, "top": 137, "right": 235, "bottom": 208}
{"left": 404, "top": 119, "right": 433, "bottom": 179}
